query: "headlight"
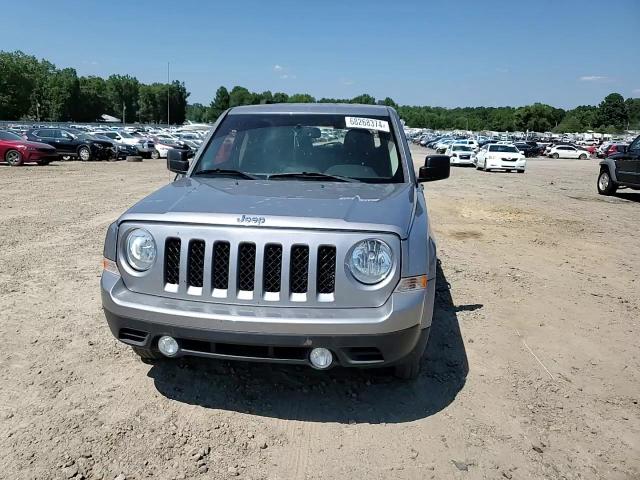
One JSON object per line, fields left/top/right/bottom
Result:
{"left": 93, "top": 142, "right": 104, "bottom": 148}
{"left": 125, "top": 229, "right": 156, "bottom": 271}
{"left": 348, "top": 239, "right": 393, "bottom": 284}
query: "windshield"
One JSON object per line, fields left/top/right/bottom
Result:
{"left": 0, "top": 131, "right": 22, "bottom": 141}
{"left": 452, "top": 145, "right": 472, "bottom": 151}
{"left": 489, "top": 145, "right": 518, "bottom": 153}
{"left": 193, "top": 113, "right": 403, "bottom": 183}
{"left": 119, "top": 131, "right": 133, "bottom": 138}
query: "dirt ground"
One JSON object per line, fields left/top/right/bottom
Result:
{"left": 0, "top": 150, "right": 638, "bottom": 480}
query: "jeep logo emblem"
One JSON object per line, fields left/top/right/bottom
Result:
{"left": 237, "top": 214, "right": 265, "bottom": 225}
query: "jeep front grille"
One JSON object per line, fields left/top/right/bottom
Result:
{"left": 162, "top": 239, "right": 337, "bottom": 302}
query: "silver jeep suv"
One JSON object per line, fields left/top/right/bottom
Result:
{"left": 100, "top": 104, "right": 449, "bottom": 379}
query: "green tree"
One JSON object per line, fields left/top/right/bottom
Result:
{"left": 229, "top": 86, "right": 256, "bottom": 107}
{"left": 351, "top": 93, "right": 376, "bottom": 104}
{"left": 514, "top": 103, "right": 564, "bottom": 132}
{"left": 45, "top": 67, "right": 80, "bottom": 121}
{"left": 185, "top": 103, "right": 208, "bottom": 122}
{"left": 207, "top": 86, "right": 230, "bottom": 121}
{"left": 106, "top": 74, "right": 140, "bottom": 122}
{"left": 0, "top": 51, "right": 54, "bottom": 120}
{"left": 288, "top": 93, "right": 315, "bottom": 103}
{"left": 272, "top": 92, "right": 289, "bottom": 103}
{"left": 380, "top": 97, "right": 398, "bottom": 109}
{"left": 624, "top": 97, "right": 640, "bottom": 129}
{"left": 138, "top": 84, "right": 160, "bottom": 123}
{"left": 77, "top": 76, "right": 109, "bottom": 122}
{"left": 597, "top": 93, "right": 628, "bottom": 131}
{"left": 259, "top": 90, "right": 273, "bottom": 104}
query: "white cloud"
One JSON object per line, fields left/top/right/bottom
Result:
{"left": 342, "top": 79, "right": 355, "bottom": 86}
{"left": 280, "top": 74, "right": 296, "bottom": 80}
{"left": 273, "top": 64, "right": 283, "bottom": 71}
{"left": 632, "top": 88, "right": 640, "bottom": 96}
{"left": 579, "top": 75, "right": 608, "bottom": 82}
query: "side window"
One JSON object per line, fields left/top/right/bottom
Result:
{"left": 38, "top": 130, "right": 54, "bottom": 138}
{"left": 629, "top": 137, "right": 640, "bottom": 154}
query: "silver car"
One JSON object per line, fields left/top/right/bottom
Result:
{"left": 100, "top": 104, "right": 450, "bottom": 379}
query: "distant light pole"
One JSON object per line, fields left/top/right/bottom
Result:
{"left": 167, "top": 62, "right": 170, "bottom": 127}
{"left": 123, "top": 103, "right": 126, "bottom": 126}
{"left": 36, "top": 101, "right": 40, "bottom": 122}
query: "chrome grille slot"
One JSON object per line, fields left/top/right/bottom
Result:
{"left": 164, "top": 238, "right": 181, "bottom": 286}
{"left": 290, "top": 245, "right": 309, "bottom": 294}
{"left": 263, "top": 244, "right": 283, "bottom": 293}
{"left": 187, "top": 240, "right": 205, "bottom": 289}
{"left": 212, "top": 241, "right": 230, "bottom": 290}
{"left": 237, "top": 243, "right": 256, "bottom": 292}
{"left": 316, "top": 246, "right": 336, "bottom": 294}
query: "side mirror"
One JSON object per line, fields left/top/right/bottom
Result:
{"left": 167, "top": 149, "right": 189, "bottom": 174}
{"left": 418, "top": 155, "right": 450, "bottom": 182}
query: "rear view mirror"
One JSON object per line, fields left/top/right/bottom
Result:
{"left": 418, "top": 155, "right": 450, "bottom": 182}
{"left": 167, "top": 149, "right": 189, "bottom": 174}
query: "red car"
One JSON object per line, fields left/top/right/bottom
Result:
{"left": 0, "top": 130, "right": 58, "bottom": 166}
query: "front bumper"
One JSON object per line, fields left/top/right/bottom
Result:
{"left": 101, "top": 271, "right": 435, "bottom": 367}
{"left": 450, "top": 156, "right": 474, "bottom": 165}
{"left": 26, "top": 151, "right": 58, "bottom": 162}
{"left": 486, "top": 159, "right": 526, "bottom": 170}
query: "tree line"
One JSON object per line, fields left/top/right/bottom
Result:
{"left": 2, "top": 50, "right": 638, "bottom": 132}
{"left": 189, "top": 87, "right": 640, "bottom": 133}
{"left": 0, "top": 51, "right": 189, "bottom": 124}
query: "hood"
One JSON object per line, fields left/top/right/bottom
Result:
{"left": 119, "top": 177, "right": 416, "bottom": 238}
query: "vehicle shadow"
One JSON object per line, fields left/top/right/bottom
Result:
{"left": 613, "top": 192, "right": 640, "bottom": 203}
{"left": 147, "top": 262, "right": 470, "bottom": 424}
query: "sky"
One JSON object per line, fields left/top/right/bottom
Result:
{"left": 1, "top": 0, "right": 638, "bottom": 109}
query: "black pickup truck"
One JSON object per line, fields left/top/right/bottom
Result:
{"left": 597, "top": 135, "right": 640, "bottom": 195}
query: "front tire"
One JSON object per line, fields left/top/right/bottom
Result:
{"left": 78, "top": 146, "right": 91, "bottom": 162}
{"left": 394, "top": 327, "right": 430, "bottom": 380}
{"left": 151, "top": 150, "right": 160, "bottom": 159}
{"left": 579, "top": 154, "right": 587, "bottom": 160}
{"left": 552, "top": 153, "right": 559, "bottom": 159}
{"left": 597, "top": 170, "right": 617, "bottom": 195}
{"left": 5, "top": 149, "right": 22, "bottom": 166}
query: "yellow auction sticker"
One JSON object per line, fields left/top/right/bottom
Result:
{"left": 345, "top": 116, "right": 390, "bottom": 132}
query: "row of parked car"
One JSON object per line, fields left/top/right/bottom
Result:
{"left": 0, "top": 124, "right": 210, "bottom": 166}
{"left": 410, "top": 132, "right": 635, "bottom": 162}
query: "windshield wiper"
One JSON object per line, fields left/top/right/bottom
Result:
{"left": 193, "top": 169, "right": 257, "bottom": 180}
{"left": 268, "top": 172, "right": 358, "bottom": 182}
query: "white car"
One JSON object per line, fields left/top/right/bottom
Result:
{"left": 547, "top": 145, "right": 590, "bottom": 159}
{"left": 474, "top": 144, "right": 526, "bottom": 173}
{"left": 445, "top": 144, "right": 475, "bottom": 165}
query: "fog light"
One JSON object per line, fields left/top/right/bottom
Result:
{"left": 309, "top": 347, "right": 333, "bottom": 369}
{"left": 158, "top": 336, "right": 179, "bottom": 357}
